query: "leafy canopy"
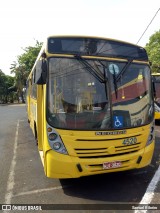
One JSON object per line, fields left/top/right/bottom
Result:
{"left": 11, "top": 40, "right": 43, "bottom": 76}
{"left": 0, "top": 69, "right": 14, "bottom": 103}
{"left": 145, "top": 29, "right": 160, "bottom": 73}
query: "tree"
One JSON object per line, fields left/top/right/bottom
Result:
{"left": 18, "top": 40, "right": 43, "bottom": 73}
{"left": 145, "top": 29, "right": 160, "bottom": 73}
{"left": 0, "top": 70, "right": 14, "bottom": 103}
{"left": 5, "top": 75, "right": 15, "bottom": 103}
{"left": 10, "top": 64, "right": 27, "bottom": 103}
{"left": 10, "top": 40, "right": 42, "bottom": 103}
{"left": 0, "top": 70, "right": 6, "bottom": 103}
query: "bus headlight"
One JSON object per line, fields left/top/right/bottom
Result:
{"left": 146, "top": 123, "right": 155, "bottom": 146}
{"left": 53, "top": 142, "right": 61, "bottom": 150}
{"left": 47, "top": 124, "right": 68, "bottom": 155}
{"left": 49, "top": 133, "right": 57, "bottom": 141}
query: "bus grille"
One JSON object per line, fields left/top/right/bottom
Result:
{"left": 74, "top": 143, "right": 141, "bottom": 158}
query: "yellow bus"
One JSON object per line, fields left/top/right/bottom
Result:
{"left": 152, "top": 73, "right": 160, "bottom": 120}
{"left": 26, "top": 35, "right": 155, "bottom": 178}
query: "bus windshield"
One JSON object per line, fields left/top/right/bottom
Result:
{"left": 47, "top": 57, "right": 153, "bottom": 130}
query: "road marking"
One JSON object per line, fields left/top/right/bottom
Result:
{"left": 4, "top": 120, "right": 19, "bottom": 204}
{"left": 3, "top": 119, "right": 72, "bottom": 205}
{"left": 39, "top": 151, "right": 44, "bottom": 166}
{"left": 13, "top": 185, "right": 72, "bottom": 197}
{"left": 134, "top": 165, "right": 160, "bottom": 213}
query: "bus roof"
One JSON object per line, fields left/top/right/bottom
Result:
{"left": 46, "top": 35, "right": 143, "bottom": 48}
{"left": 43, "top": 35, "right": 148, "bottom": 61}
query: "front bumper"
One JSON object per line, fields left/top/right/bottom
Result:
{"left": 45, "top": 141, "right": 155, "bottom": 178}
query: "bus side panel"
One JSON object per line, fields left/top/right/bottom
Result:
{"left": 26, "top": 79, "right": 31, "bottom": 122}
{"left": 29, "top": 98, "right": 37, "bottom": 138}
{"left": 37, "top": 85, "right": 45, "bottom": 151}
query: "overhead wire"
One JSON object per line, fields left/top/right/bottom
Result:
{"left": 136, "top": 8, "right": 160, "bottom": 44}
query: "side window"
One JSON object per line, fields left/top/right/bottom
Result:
{"left": 31, "top": 69, "right": 37, "bottom": 99}
{"left": 25, "top": 79, "right": 30, "bottom": 105}
{"left": 26, "top": 79, "right": 29, "bottom": 96}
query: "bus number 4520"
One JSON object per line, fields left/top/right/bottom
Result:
{"left": 122, "top": 137, "right": 137, "bottom": 145}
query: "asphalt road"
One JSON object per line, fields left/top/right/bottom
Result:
{"left": 0, "top": 104, "right": 160, "bottom": 213}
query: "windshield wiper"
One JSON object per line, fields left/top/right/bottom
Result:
{"left": 74, "top": 55, "right": 106, "bottom": 83}
{"left": 112, "top": 65, "right": 118, "bottom": 99}
{"left": 116, "top": 59, "right": 133, "bottom": 82}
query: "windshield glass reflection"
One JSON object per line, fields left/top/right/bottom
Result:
{"left": 47, "top": 58, "right": 153, "bottom": 130}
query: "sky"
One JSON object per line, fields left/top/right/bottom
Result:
{"left": 0, "top": 0, "right": 160, "bottom": 76}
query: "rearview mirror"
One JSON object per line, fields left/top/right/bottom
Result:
{"left": 35, "top": 59, "right": 47, "bottom": 85}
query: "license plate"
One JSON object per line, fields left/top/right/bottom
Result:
{"left": 103, "top": 161, "right": 122, "bottom": 169}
